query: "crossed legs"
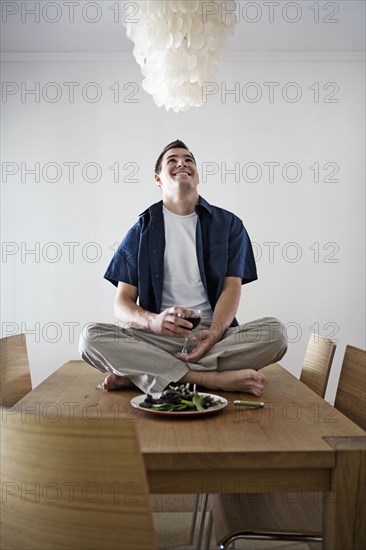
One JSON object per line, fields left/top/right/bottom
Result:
{"left": 80, "top": 317, "right": 287, "bottom": 396}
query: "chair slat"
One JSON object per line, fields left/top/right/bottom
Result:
{"left": 300, "top": 333, "right": 336, "bottom": 397}
{"left": 335, "top": 345, "right": 366, "bottom": 430}
{"left": 0, "top": 413, "right": 158, "bottom": 550}
{"left": 0, "top": 333, "right": 32, "bottom": 406}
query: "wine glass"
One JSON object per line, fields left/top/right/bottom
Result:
{"left": 176, "top": 308, "right": 202, "bottom": 358}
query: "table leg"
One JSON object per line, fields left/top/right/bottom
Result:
{"left": 323, "top": 436, "right": 366, "bottom": 550}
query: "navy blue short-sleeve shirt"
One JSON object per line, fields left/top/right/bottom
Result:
{"left": 104, "top": 196, "right": 257, "bottom": 327}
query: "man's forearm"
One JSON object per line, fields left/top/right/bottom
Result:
{"left": 115, "top": 298, "right": 194, "bottom": 337}
{"left": 209, "top": 278, "right": 241, "bottom": 341}
{"left": 114, "top": 298, "right": 156, "bottom": 330}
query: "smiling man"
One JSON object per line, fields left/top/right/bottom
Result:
{"left": 79, "top": 140, "right": 287, "bottom": 396}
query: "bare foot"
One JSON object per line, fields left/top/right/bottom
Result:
{"left": 214, "top": 370, "right": 265, "bottom": 395}
{"left": 180, "top": 369, "right": 265, "bottom": 396}
{"left": 102, "top": 373, "right": 135, "bottom": 391}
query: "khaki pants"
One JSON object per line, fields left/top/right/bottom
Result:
{"left": 79, "top": 317, "right": 287, "bottom": 393}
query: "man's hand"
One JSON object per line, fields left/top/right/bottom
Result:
{"left": 114, "top": 284, "right": 197, "bottom": 336}
{"left": 149, "top": 306, "right": 195, "bottom": 337}
{"left": 176, "top": 329, "right": 220, "bottom": 363}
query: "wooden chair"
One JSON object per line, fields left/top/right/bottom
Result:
{"left": 300, "top": 332, "right": 336, "bottom": 397}
{"left": 0, "top": 413, "right": 158, "bottom": 550}
{"left": 334, "top": 345, "right": 366, "bottom": 430}
{"left": 0, "top": 333, "right": 32, "bottom": 406}
{"left": 206, "top": 345, "right": 366, "bottom": 550}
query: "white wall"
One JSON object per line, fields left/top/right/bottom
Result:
{"left": 1, "top": 49, "right": 364, "bottom": 402}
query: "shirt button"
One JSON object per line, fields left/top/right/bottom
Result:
{"left": 153, "top": 249, "right": 157, "bottom": 253}
{"left": 155, "top": 275, "right": 159, "bottom": 278}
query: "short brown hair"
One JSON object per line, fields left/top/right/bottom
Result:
{"left": 154, "top": 140, "right": 196, "bottom": 174}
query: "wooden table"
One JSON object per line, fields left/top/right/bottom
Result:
{"left": 11, "top": 360, "right": 366, "bottom": 549}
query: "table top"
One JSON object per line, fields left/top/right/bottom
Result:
{"left": 13, "top": 360, "right": 364, "bottom": 473}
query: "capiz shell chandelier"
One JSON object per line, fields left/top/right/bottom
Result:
{"left": 123, "top": 1, "right": 236, "bottom": 112}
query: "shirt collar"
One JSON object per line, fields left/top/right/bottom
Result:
{"left": 196, "top": 196, "right": 212, "bottom": 214}
{"left": 139, "top": 196, "right": 212, "bottom": 218}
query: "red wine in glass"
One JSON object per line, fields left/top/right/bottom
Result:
{"left": 177, "top": 308, "right": 202, "bottom": 357}
{"left": 184, "top": 316, "right": 201, "bottom": 330}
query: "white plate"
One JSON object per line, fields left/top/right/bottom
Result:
{"left": 130, "top": 392, "right": 228, "bottom": 417}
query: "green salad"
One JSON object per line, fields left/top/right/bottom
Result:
{"left": 140, "top": 384, "right": 222, "bottom": 412}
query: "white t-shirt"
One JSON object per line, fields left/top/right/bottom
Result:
{"left": 161, "top": 206, "right": 213, "bottom": 324}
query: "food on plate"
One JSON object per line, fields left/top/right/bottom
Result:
{"left": 140, "top": 384, "right": 222, "bottom": 412}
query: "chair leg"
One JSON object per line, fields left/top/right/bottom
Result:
{"left": 196, "top": 493, "right": 209, "bottom": 550}
{"left": 188, "top": 493, "right": 200, "bottom": 545}
{"left": 203, "top": 509, "right": 213, "bottom": 550}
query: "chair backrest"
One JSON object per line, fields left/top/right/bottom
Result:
{"left": 300, "top": 333, "right": 336, "bottom": 397}
{"left": 334, "top": 345, "right": 366, "bottom": 430}
{"left": 0, "top": 333, "right": 32, "bottom": 406}
{"left": 0, "top": 413, "right": 158, "bottom": 550}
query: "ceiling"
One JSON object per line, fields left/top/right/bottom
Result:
{"left": 1, "top": 0, "right": 365, "bottom": 54}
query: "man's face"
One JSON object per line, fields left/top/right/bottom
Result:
{"left": 155, "top": 148, "right": 199, "bottom": 191}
